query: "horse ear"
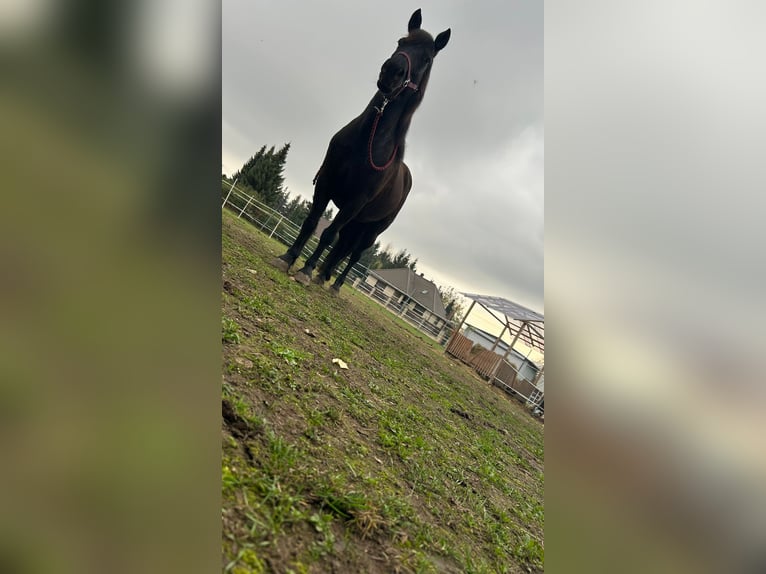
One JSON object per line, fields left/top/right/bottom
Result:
{"left": 408, "top": 9, "right": 422, "bottom": 32}
{"left": 434, "top": 29, "right": 451, "bottom": 53}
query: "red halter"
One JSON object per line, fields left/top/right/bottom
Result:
{"left": 369, "top": 51, "right": 419, "bottom": 171}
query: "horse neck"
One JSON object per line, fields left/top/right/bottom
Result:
{"left": 365, "top": 92, "right": 421, "bottom": 160}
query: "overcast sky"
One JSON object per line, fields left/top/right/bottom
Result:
{"left": 222, "top": 0, "right": 543, "bottom": 314}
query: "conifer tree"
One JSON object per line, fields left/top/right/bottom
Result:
{"left": 233, "top": 143, "right": 291, "bottom": 210}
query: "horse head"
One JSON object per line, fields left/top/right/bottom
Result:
{"left": 376, "top": 9, "right": 450, "bottom": 100}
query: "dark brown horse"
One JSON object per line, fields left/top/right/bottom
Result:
{"left": 273, "top": 9, "right": 450, "bottom": 289}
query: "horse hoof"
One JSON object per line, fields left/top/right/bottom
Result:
{"left": 294, "top": 271, "right": 311, "bottom": 286}
{"left": 312, "top": 274, "right": 327, "bottom": 286}
{"left": 330, "top": 285, "right": 341, "bottom": 296}
{"left": 271, "top": 257, "right": 290, "bottom": 272}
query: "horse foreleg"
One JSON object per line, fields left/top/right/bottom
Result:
{"left": 294, "top": 199, "right": 367, "bottom": 284}
{"left": 274, "top": 193, "right": 330, "bottom": 271}
{"left": 294, "top": 222, "right": 338, "bottom": 285}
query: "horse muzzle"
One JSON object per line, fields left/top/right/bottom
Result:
{"left": 377, "top": 61, "right": 407, "bottom": 96}
{"left": 377, "top": 75, "right": 398, "bottom": 97}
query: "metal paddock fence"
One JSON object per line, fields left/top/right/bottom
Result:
{"left": 222, "top": 179, "right": 450, "bottom": 342}
{"left": 222, "top": 179, "right": 370, "bottom": 285}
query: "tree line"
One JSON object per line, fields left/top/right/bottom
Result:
{"left": 223, "top": 143, "right": 465, "bottom": 321}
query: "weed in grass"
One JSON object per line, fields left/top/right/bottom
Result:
{"left": 513, "top": 535, "right": 544, "bottom": 568}
{"left": 243, "top": 294, "right": 274, "bottom": 317}
{"left": 222, "top": 317, "right": 241, "bottom": 344}
{"left": 270, "top": 343, "right": 310, "bottom": 367}
{"left": 324, "top": 407, "right": 341, "bottom": 424}
{"left": 377, "top": 408, "right": 428, "bottom": 459}
{"left": 222, "top": 464, "right": 243, "bottom": 492}
{"left": 225, "top": 547, "right": 266, "bottom": 574}
{"left": 308, "top": 511, "right": 334, "bottom": 534}
{"left": 307, "top": 512, "right": 336, "bottom": 558}
{"left": 245, "top": 476, "right": 305, "bottom": 536}
{"left": 250, "top": 355, "right": 280, "bottom": 387}
{"left": 458, "top": 551, "right": 494, "bottom": 574}
{"left": 306, "top": 408, "right": 326, "bottom": 429}
{"left": 380, "top": 495, "right": 416, "bottom": 527}
{"left": 314, "top": 486, "right": 368, "bottom": 521}
{"left": 265, "top": 432, "right": 300, "bottom": 476}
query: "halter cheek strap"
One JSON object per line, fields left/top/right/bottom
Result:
{"left": 395, "top": 51, "right": 419, "bottom": 93}
{"left": 369, "top": 51, "right": 421, "bottom": 170}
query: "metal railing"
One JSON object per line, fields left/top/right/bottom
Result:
{"left": 222, "top": 179, "right": 370, "bottom": 281}
{"left": 222, "top": 178, "right": 451, "bottom": 343}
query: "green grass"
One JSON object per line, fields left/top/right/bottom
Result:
{"left": 221, "top": 209, "right": 544, "bottom": 573}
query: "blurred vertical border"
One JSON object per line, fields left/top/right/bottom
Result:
{"left": 1, "top": 1, "right": 221, "bottom": 573}
{"left": 546, "top": 1, "right": 766, "bottom": 573}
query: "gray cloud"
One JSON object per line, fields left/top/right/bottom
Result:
{"left": 223, "top": 0, "right": 543, "bottom": 312}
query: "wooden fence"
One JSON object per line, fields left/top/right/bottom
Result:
{"left": 447, "top": 331, "right": 543, "bottom": 407}
{"left": 470, "top": 349, "right": 502, "bottom": 379}
{"left": 446, "top": 332, "right": 501, "bottom": 378}
{"left": 445, "top": 332, "right": 473, "bottom": 361}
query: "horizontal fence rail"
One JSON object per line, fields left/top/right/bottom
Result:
{"left": 446, "top": 332, "right": 543, "bottom": 407}
{"left": 353, "top": 277, "right": 453, "bottom": 344}
{"left": 222, "top": 179, "right": 451, "bottom": 343}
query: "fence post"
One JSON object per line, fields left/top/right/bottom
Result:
{"left": 445, "top": 300, "right": 475, "bottom": 353}
{"left": 237, "top": 196, "right": 252, "bottom": 218}
{"left": 269, "top": 214, "right": 284, "bottom": 239}
{"left": 222, "top": 177, "right": 238, "bottom": 208}
{"left": 259, "top": 214, "right": 273, "bottom": 233}
{"left": 488, "top": 320, "right": 528, "bottom": 382}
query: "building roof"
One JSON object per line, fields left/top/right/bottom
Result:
{"left": 371, "top": 268, "right": 448, "bottom": 319}
{"left": 460, "top": 292, "right": 544, "bottom": 352}
{"left": 462, "top": 293, "right": 544, "bottom": 322}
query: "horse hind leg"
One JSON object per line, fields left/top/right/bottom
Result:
{"left": 331, "top": 235, "right": 371, "bottom": 293}
{"left": 294, "top": 222, "right": 338, "bottom": 285}
{"left": 332, "top": 221, "right": 386, "bottom": 293}
{"left": 312, "top": 230, "right": 352, "bottom": 286}
{"left": 273, "top": 187, "right": 330, "bottom": 272}
{"left": 330, "top": 250, "right": 362, "bottom": 294}
{"left": 311, "top": 252, "right": 335, "bottom": 285}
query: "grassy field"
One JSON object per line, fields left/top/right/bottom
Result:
{"left": 221, "top": 210, "right": 544, "bottom": 573}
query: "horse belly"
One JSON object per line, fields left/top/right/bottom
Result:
{"left": 355, "top": 166, "right": 410, "bottom": 223}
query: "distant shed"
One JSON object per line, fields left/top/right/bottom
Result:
{"left": 445, "top": 293, "right": 544, "bottom": 409}
{"left": 353, "top": 268, "right": 451, "bottom": 342}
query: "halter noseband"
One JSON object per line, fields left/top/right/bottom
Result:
{"left": 375, "top": 51, "right": 419, "bottom": 114}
